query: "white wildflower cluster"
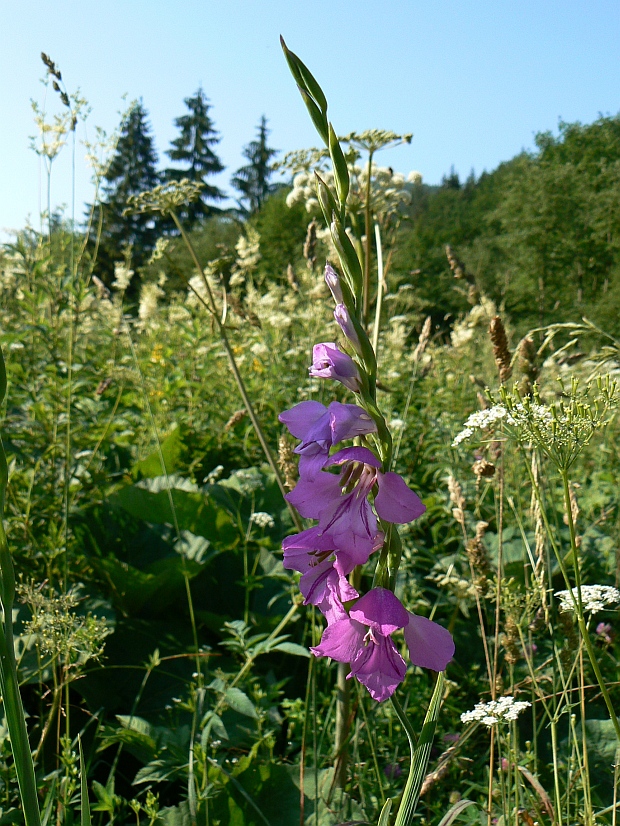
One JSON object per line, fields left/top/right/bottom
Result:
{"left": 286, "top": 163, "right": 414, "bottom": 223}
{"left": 186, "top": 267, "right": 218, "bottom": 309}
{"left": 138, "top": 282, "right": 164, "bottom": 328}
{"left": 230, "top": 228, "right": 261, "bottom": 288}
{"left": 555, "top": 585, "right": 620, "bottom": 614}
{"left": 461, "top": 696, "right": 531, "bottom": 727}
{"left": 112, "top": 263, "right": 134, "bottom": 292}
{"left": 204, "top": 465, "right": 224, "bottom": 484}
{"left": 250, "top": 512, "right": 275, "bottom": 529}
{"left": 452, "top": 406, "right": 509, "bottom": 446}
{"left": 452, "top": 400, "right": 555, "bottom": 448}
{"left": 450, "top": 298, "right": 497, "bottom": 349}
{"left": 232, "top": 468, "right": 263, "bottom": 495}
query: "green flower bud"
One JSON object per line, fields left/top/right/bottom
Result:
{"left": 329, "top": 123, "right": 349, "bottom": 206}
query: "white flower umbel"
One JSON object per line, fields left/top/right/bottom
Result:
{"left": 461, "top": 696, "right": 531, "bottom": 727}
{"left": 555, "top": 585, "right": 620, "bottom": 614}
{"left": 250, "top": 512, "right": 275, "bottom": 529}
{"left": 452, "top": 405, "right": 509, "bottom": 446}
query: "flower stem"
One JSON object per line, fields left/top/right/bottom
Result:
{"left": 561, "top": 468, "right": 620, "bottom": 742}
{"left": 171, "top": 212, "right": 302, "bottom": 532}
{"left": 0, "top": 349, "right": 41, "bottom": 826}
{"left": 391, "top": 674, "right": 444, "bottom": 826}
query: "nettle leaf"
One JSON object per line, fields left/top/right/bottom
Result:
{"left": 224, "top": 688, "right": 259, "bottom": 719}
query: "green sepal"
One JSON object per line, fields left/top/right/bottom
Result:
{"left": 329, "top": 123, "right": 349, "bottom": 206}
{"left": 298, "top": 88, "right": 329, "bottom": 145}
{"left": 330, "top": 215, "right": 363, "bottom": 299}
{"left": 387, "top": 528, "right": 403, "bottom": 590}
{"left": 315, "top": 172, "right": 341, "bottom": 230}
{"left": 279, "top": 37, "right": 328, "bottom": 113}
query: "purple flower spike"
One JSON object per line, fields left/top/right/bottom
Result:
{"left": 404, "top": 612, "right": 455, "bottom": 672}
{"left": 310, "top": 343, "right": 361, "bottom": 393}
{"left": 334, "top": 304, "right": 362, "bottom": 354}
{"left": 324, "top": 263, "right": 343, "bottom": 303}
{"left": 279, "top": 400, "right": 376, "bottom": 479}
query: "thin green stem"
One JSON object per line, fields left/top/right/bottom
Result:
{"left": 0, "top": 348, "right": 41, "bottom": 826}
{"left": 170, "top": 212, "right": 302, "bottom": 532}
{"left": 561, "top": 468, "right": 620, "bottom": 742}
{"left": 391, "top": 675, "right": 444, "bottom": 826}
{"left": 362, "top": 149, "right": 375, "bottom": 325}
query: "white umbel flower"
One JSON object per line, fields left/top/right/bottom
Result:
{"left": 555, "top": 585, "right": 620, "bottom": 614}
{"left": 461, "top": 696, "right": 531, "bottom": 726}
{"left": 250, "top": 512, "right": 275, "bottom": 529}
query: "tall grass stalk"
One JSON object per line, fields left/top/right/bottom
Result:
{"left": 0, "top": 348, "right": 42, "bottom": 826}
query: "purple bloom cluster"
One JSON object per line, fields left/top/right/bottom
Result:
{"left": 279, "top": 287, "right": 454, "bottom": 700}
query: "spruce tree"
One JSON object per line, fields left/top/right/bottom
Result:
{"left": 165, "top": 88, "right": 225, "bottom": 226}
{"left": 95, "top": 101, "right": 160, "bottom": 281}
{"left": 231, "top": 116, "right": 278, "bottom": 215}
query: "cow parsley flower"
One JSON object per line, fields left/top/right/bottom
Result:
{"left": 555, "top": 585, "right": 620, "bottom": 614}
{"left": 461, "top": 696, "right": 531, "bottom": 726}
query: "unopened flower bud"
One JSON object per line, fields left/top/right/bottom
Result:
{"left": 334, "top": 304, "right": 362, "bottom": 354}
{"left": 324, "top": 263, "right": 343, "bottom": 303}
{"left": 309, "top": 342, "right": 361, "bottom": 393}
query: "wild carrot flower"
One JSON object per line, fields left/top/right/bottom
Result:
{"left": 460, "top": 696, "right": 531, "bottom": 726}
{"left": 555, "top": 584, "right": 620, "bottom": 614}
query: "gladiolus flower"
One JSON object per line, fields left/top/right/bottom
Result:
{"left": 310, "top": 342, "right": 361, "bottom": 392}
{"left": 279, "top": 400, "right": 376, "bottom": 479}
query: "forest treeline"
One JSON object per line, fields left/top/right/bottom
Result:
{"left": 16, "top": 81, "right": 620, "bottom": 338}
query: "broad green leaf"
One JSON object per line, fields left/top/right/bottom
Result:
{"left": 271, "top": 642, "right": 310, "bottom": 658}
{"left": 133, "top": 424, "right": 184, "bottom": 479}
{"left": 224, "top": 688, "right": 259, "bottom": 719}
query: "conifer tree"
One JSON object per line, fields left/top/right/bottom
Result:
{"left": 95, "top": 101, "right": 160, "bottom": 281}
{"left": 165, "top": 87, "right": 225, "bottom": 225}
{"left": 231, "top": 116, "right": 278, "bottom": 215}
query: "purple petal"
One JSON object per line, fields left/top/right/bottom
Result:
{"left": 328, "top": 402, "right": 377, "bottom": 444}
{"left": 350, "top": 636, "right": 406, "bottom": 702}
{"left": 349, "top": 588, "right": 409, "bottom": 635}
{"left": 279, "top": 401, "right": 327, "bottom": 440}
{"left": 282, "top": 527, "right": 333, "bottom": 573}
{"left": 324, "top": 446, "right": 381, "bottom": 469}
{"left": 375, "top": 472, "right": 426, "bottom": 524}
{"left": 334, "top": 304, "right": 362, "bottom": 353}
{"left": 317, "top": 489, "right": 378, "bottom": 565}
{"left": 298, "top": 449, "right": 330, "bottom": 480}
{"left": 311, "top": 617, "right": 365, "bottom": 662}
{"left": 300, "top": 559, "right": 359, "bottom": 607}
{"left": 324, "top": 264, "right": 343, "bottom": 303}
{"left": 404, "top": 613, "right": 455, "bottom": 672}
{"left": 334, "top": 531, "right": 385, "bottom": 577}
{"left": 286, "top": 472, "right": 342, "bottom": 519}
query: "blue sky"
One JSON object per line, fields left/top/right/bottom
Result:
{"left": 2, "top": 0, "right": 620, "bottom": 238}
